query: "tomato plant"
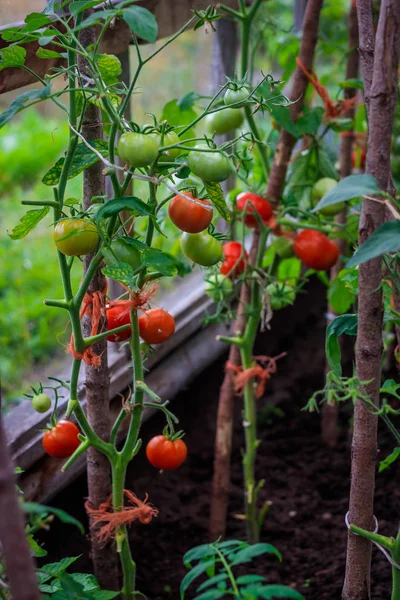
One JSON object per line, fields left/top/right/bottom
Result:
{"left": 43, "top": 421, "right": 80, "bottom": 459}
{"left": 265, "top": 282, "right": 296, "bottom": 311}
{"left": 205, "top": 108, "right": 244, "bottom": 135}
{"left": 236, "top": 192, "right": 273, "bottom": 228}
{"left": 106, "top": 306, "right": 132, "bottom": 342}
{"left": 220, "top": 241, "right": 248, "bottom": 278}
{"left": 180, "top": 231, "right": 223, "bottom": 266}
{"left": 54, "top": 219, "right": 99, "bottom": 256}
{"left": 188, "top": 145, "right": 231, "bottom": 182}
{"left": 117, "top": 132, "right": 159, "bottom": 168}
{"left": 293, "top": 230, "right": 339, "bottom": 270}
{"left": 146, "top": 435, "right": 187, "bottom": 470}
{"left": 271, "top": 237, "right": 294, "bottom": 258}
{"left": 138, "top": 309, "right": 175, "bottom": 345}
{"left": 150, "top": 130, "right": 181, "bottom": 162}
{"left": 204, "top": 273, "right": 234, "bottom": 301}
{"left": 103, "top": 236, "right": 141, "bottom": 269}
{"left": 168, "top": 192, "right": 213, "bottom": 233}
{"left": 31, "top": 393, "right": 52, "bottom": 413}
{"left": 311, "top": 178, "right": 344, "bottom": 216}
{"left": 224, "top": 87, "right": 249, "bottom": 107}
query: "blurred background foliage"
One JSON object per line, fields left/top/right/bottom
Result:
{"left": 0, "top": 0, "right": 349, "bottom": 405}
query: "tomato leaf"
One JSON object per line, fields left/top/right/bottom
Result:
{"left": 95, "top": 196, "right": 153, "bottom": 220}
{"left": 74, "top": 9, "right": 116, "bottom": 31}
{"left": 69, "top": 1, "right": 104, "bottom": 15}
{"left": 277, "top": 257, "right": 301, "bottom": 285}
{"left": 0, "top": 45, "right": 27, "bottom": 70}
{"left": 36, "top": 48, "right": 63, "bottom": 59}
{"left": 312, "top": 174, "right": 384, "bottom": 213}
{"left": 268, "top": 104, "right": 299, "bottom": 138}
{"left": 379, "top": 447, "right": 400, "bottom": 473}
{"left": 8, "top": 206, "right": 50, "bottom": 240}
{"left": 325, "top": 314, "right": 358, "bottom": 376}
{"left": 23, "top": 503, "right": 85, "bottom": 534}
{"left": 317, "top": 148, "right": 338, "bottom": 180}
{"left": 161, "top": 99, "right": 197, "bottom": 141}
{"left": 102, "top": 263, "right": 135, "bottom": 287}
{"left": 196, "top": 574, "right": 229, "bottom": 592}
{"left": 181, "top": 559, "right": 216, "bottom": 599}
{"left": 236, "top": 575, "right": 267, "bottom": 585}
{"left": 194, "top": 590, "right": 226, "bottom": 600}
{"left": 0, "top": 85, "right": 52, "bottom": 128}
{"left": 142, "top": 248, "right": 179, "bottom": 276}
{"left": 230, "top": 543, "right": 282, "bottom": 566}
{"left": 122, "top": 6, "right": 158, "bottom": 43}
{"left": 203, "top": 182, "right": 231, "bottom": 222}
{"left": 347, "top": 221, "right": 400, "bottom": 268}
{"left": 183, "top": 544, "right": 218, "bottom": 565}
{"left": 28, "top": 534, "right": 48, "bottom": 558}
{"left": 380, "top": 379, "right": 400, "bottom": 398}
{"left": 256, "top": 585, "right": 304, "bottom": 599}
{"left": 42, "top": 140, "right": 109, "bottom": 185}
{"left": 328, "top": 277, "right": 354, "bottom": 314}
{"left": 296, "top": 106, "right": 324, "bottom": 136}
{"left": 96, "top": 53, "right": 122, "bottom": 85}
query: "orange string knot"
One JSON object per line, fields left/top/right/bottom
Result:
{"left": 85, "top": 490, "right": 158, "bottom": 547}
{"left": 107, "top": 282, "right": 159, "bottom": 319}
{"left": 296, "top": 58, "right": 356, "bottom": 121}
{"left": 226, "top": 353, "right": 287, "bottom": 399}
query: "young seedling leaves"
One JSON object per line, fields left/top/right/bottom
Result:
{"left": 0, "top": 45, "right": 27, "bottom": 70}
{"left": 196, "top": 574, "right": 229, "bottom": 592}
{"left": 95, "top": 196, "right": 153, "bottom": 220}
{"left": 122, "top": 6, "right": 158, "bottom": 43}
{"left": 203, "top": 182, "right": 231, "bottom": 222}
{"left": 312, "top": 174, "right": 383, "bottom": 213}
{"left": 102, "top": 263, "right": 135, "bottom": 287}
{"left": 194, "top": 590, "right": 226, "bottom": 600}
{"left": 230, "top": 543, "right": 282, "bottom": 566}
{"left": 325, "top": 314, "right": 358, "bottom": 376}
{"left": 347, "top": 221, "right": 400, "bottom": 268}
{"left": 379, "top": 447, "right": 400, "bottom": 472}
{"left": 42, "top": 140, "right": 109, "bottom": 185}
{"left": 8, "top": 206, "right": 50, "bottom": 240}
{"left": 23, "top": 503, "right": 85, "bottom": 533}
{"left": 181, "top": 559, "right": 216, "bottom": 599}
{"left": 255, "top": 584, "right": 304, "bottom": 599}
{"left": 183, "top": 544, "right": 219, "bottom": 565}
{"left": 0, "top": 85, "right": 52, "bottom": 128}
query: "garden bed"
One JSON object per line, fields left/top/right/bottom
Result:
{"left": 37, "top": 281, "right": 398, "bottom": 599}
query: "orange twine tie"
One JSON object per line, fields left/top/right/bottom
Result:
{"left": 226, "top": 353, "right": 286, "bottom": 399}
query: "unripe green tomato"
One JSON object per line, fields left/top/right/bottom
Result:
{"left": 204, "top": 274, "right": 233, "bottom": 301}
{"left": 271, "top": 237, "right": 294, "bottom": 258}
{"left": 188, "top": 144, "right": 231, "bottom": 182}
{"left": 224, "top": 87, "right": 249, "bottom": 107}
{"left": 205, "top": 108, "right": 244, "bottom": 135}
{"left": 265, "top": 283, "right": 296, "bottom": 311}
{"left": 32, "top": 393, "right": 52, "bottom": 413}
{"left": 180, "top": 231, "right": 223, "bottom": 266}
{"left": 102, "top": 237, "right": 141, "bottom": 270}
{"left": 312, "top": 177, "right": 344, "bottom": 216}
{"left": 150, "top": 131, "right": 181, "bottom": 163}
{"left": 117, "top": 132, "right": 159, "bottom": 167}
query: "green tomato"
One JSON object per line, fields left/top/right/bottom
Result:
{"left": 265, "top": 282, "right": 296, "bottom": 311}
{"left": 312, "top": 177, "right": 344, "bottom": 216}
{"left": 204, "top": 273, "right": 233, "bottom": 301}
{"left": 188, "top": 144, "right": 231, "bottom": 182}
{"left": 102, "top": 236, "right": 141, "bottom": 270}
{"left": 117, "top": 132, "right": 159, "bottom": 168}
{"left": 32, "top": 393, "right": 52, "bottom": 413}
{"left": 54, "top": 219, "right": 99, "bottom": 256}
{"left": 271, "top": 237, "right": 294, "bottom": 259}
{"left": 224, "top": 87, "right": 249, "bottom": 107}
{"left": 181, "top": 231, "right": 223, "bottom": 266}
{"left": 150, "top": 130, "right": 181, "bottom": 163}
{"left": 205, "top": 108, "right": 244, "bottom": 135}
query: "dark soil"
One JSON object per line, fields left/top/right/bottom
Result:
{"left": 38, "top": 293, "right": 400, "bottom": 600}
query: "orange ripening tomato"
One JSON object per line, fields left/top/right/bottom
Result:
{"left": 220, "top": 241, "right": 248, "bottom": 278}
{"left": 168, "top": 192, "right": 213, "bottom": 233}
{"left": 236, "top": 192, "right": 273, "bottom": 228}
{"left": 138, "top": 308, "right": 175, "bottom": 344}
{"left": 146, "top": 435, "right": 187, "bottom": 470}
{"left": 293, "top": 230, "right": 339, "bottom": 271}
{"left": 106, "top": 306, "right": 132, "bottom": 342}
{"left": 43, "top": 421, "right": 80, "bottom": 458}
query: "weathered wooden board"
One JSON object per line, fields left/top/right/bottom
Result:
{"left": 0, "top": 0, "right": 237, "bottom": 94}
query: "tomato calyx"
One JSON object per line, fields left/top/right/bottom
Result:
{"left": 161, "top": 426, "right": 185, "bottom": 442}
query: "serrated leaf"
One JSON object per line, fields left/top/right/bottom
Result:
{"left": 97, "top": 54, "right": 122, "bottom": 85}
{"left": 0, "top": 45, "right": 26, "bottom": 71}
{"left": 231, "top": 544, "right": 282, "bottom": 566}
{"left": 313, "top": 174, "right": 383, "bottom": 213}
{"left": 142, "top": 248, "right": 178, "bottom": 276}
{"left": 38, "top": 556, "right": 80, "bottom": 579}
{"left": 95, "top": 196, "right": 153, "bottom": 220}
{"left": 328, "top": 277, "right": 354, "bottom": 315}
{"left": 23, "top": 503, "right": 84, "bottom": 534}
{"left": 102, "top": 263, "right": 135, "bottom": 287}
{"left": 122, "top": 6, "right": 158, "bottom": 43}
{"left": 256, "top": 584, "right": 304, "bottom": 599}
{"left": 8, "top": 206, "right": 50, "bottom": 240}
{"left": 28, "top": 534, "right": 48, "bottom": 558}
{"left": 203, "top": 182, "right": 230, "bottom": 222}
{"left": 325, "top": 314, "right": 358, "bottom": 376}
{"left": 42, "top": 140, "right": 108, "bottom": 185}
{"left": 36, "top": 48, "right": 63, "bottom": 59}
{"left": 196, "top": 574, "right": 228, "bottom": 592}
{"left": 347, "top": 221, "right": 400, "bottom": 268}
{"left": 379, "top": 447, "right": 400, "bottom": 472}
{"left": 0, "top": 85, "right": 52, "bottom": 128}
{"left": 181, "top": 559, "right": 215, "bottom": 599}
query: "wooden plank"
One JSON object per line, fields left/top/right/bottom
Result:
{"left": 0, "top": 0, "right": 236, "bottom": 94}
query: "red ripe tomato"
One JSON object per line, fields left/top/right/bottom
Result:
{"left": 146, "top": 435, "right": 187, "bottom": 470}
{"left": 168, "top": 192, "right": 213, "bottom": 233}
{"left": 236, "top": 193, "right": 273, "bottom": 228}
{"left": 107, "top": 306, "right": 131, "bottom": 342}
{"left": 293, "top": 230, "right": 339, "bottom": 270}
{"left": 220, "top": 241, "right": 248, "bottom": 278}
{"left": 138, "top": 308, "right": 175, "bottom": 345}
{"left": 43, "top": 420, "right": 80, "bottom": 458}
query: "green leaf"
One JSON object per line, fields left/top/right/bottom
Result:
{"left": 28, "top": 534, "right": 48, "bottom": 558}
{"left": 203, "top": 182, "right": 231, "bottom": 222}
{"left": 194, "top": 590, "right": 226, "bottom": 600}
{"left": 231, "top": 543, "right": 282, "bottom": 566}
{"left": 42, "top": 140, "right": 109, "bottom": 185}
{"left": 102, "top": 263, "right": 135, "bottom": 287}
{"left": 339, "top": 78, "right": 364, "bottom": 90}
{"left": 74, "top": 10, "right": 116, "bottom": 31}
{"left": 69, "top": 1, "right": 104, "bottom": 15}
{"left": 197, "top": 574, "right": 228, "bottom": 592}
{"left": 380, "top": 379, "right": 400, "bottom": 398}
{"left": 142, "top": 248, "right": 178, "bottom": 276}
{"left": 184, "top": 544, "right": 218, "bottom": 565}
{"left": 95, "top": 196, "right": 153, "bottom": 220}
{"left": 23, "top": 13, "right": 53, "bottom": 32}
{"left": 347, "top": 221, "right": 400, "bottom": 268}
{"left": 178, "top": 91, "right": 199, "bottom": 111}
{"left": 269, "top": 104, "right": 299, "bottom": 138}
{"left": 22, "top": 503, "right": 85, "bottom": 534}
{"left": 329, "top": 118, "right": 353, "bottom": 133}
{"left": 325, "top": 314, "right": 358, "bottom": 376}
{"left": 317, "top": 149, "right": 338, "bottom": 180}
{"left": 379, "top": 447, "right": 400, "bottom": 472}
{"left": 8, "top": 207, "right": 50, "bottom": 240}
{"left": 312, "top": 174, "right": 383, "bottom": 213}
{"left": 277, "top": 257, "right": 301, "bottom": 285}
{"left": 122, "top": 6, "right": 158, "bottom": 43}
{"left": 256, "top": 584, "right": 304, "bottom": 599}
{"left": 0, "top": 85, "right": 52, "bottom": 128}
{"left": 38, "top": 556, "right": 80, "bottom": 579}
{"left": 97, "top": 54, "right": 122, "bottom": 85}
{"left": 181, "top": 560, "right": 215, "bottom": 599}
{"left": 328, "top": 277, "right": 354, "bottom": 314}
{"left": 36, "top": 48, "right": 63, "bottom": 59}
{"left": 236, "top": 575, "right": 267, "bottom": 585}
{"left": 0, "top": 45, "right": 27, "bottom": 70}
{"left": 296, "top": 106, "right": 324, "bottom": 136}
{"left": 161, "top": 99, "right": 197, "bottom": 141}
